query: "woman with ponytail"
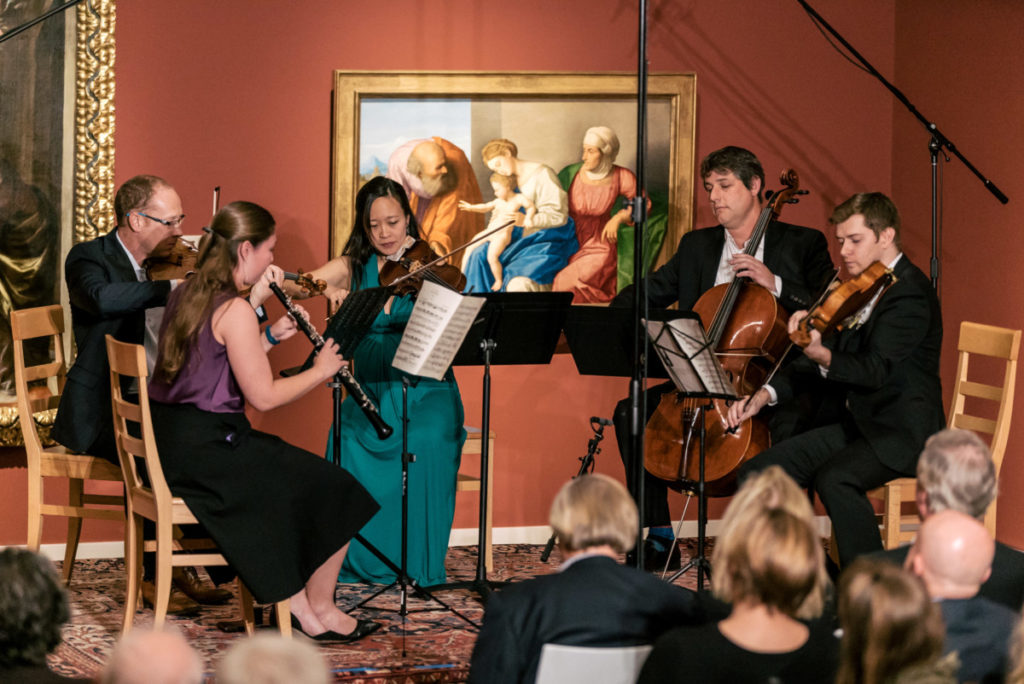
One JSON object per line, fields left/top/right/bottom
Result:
{"left": 148, "top": 201, "right": 381, "bottom": 643}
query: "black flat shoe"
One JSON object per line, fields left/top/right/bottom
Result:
{"left": 290, "top": 614, "right": 382, "bottom": 643}
{"left": 335, "top": 619, "right": 382, "bottom": 643}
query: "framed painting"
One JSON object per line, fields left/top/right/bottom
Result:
{"left": 0, "top": 0, "right": 115, "bottom": 445}
{"left": 331, "top": 71, "right": 696, "bottom": 298}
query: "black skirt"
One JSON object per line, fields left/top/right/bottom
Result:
{"left": 150, "top": 401, "right": 379, "bottom": 603}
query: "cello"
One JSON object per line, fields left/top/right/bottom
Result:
{"left": 644, "top": 169, "right": 806, "bottom": 496}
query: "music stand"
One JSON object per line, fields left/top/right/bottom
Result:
{"left": 644, "top": 315, "right": 737, "bottom": 590}
{"left": 562, "top": 305, "right": 692, "bottom": 379}
{"left": 435, "top": 291, "right": 573, "bottom": 602}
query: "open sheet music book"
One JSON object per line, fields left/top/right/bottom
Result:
{"left": 392, "top": 280, "right": 485, "bottom": 381}
{"left": 644, "top": 317, "right": 738, "bottom": 400}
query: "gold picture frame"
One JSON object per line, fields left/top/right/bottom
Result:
{"left": 330, "top": 70, "right": 696, "bottom": 270}
{"left": 0, "top": 0, "right": 115, "bottom": 446}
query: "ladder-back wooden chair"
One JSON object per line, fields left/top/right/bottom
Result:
{"left": 12, "top": 305, "right": 123, "bottom": 584}
{"left": 870, "top": 321, "right": 1021, "bottom": 547}
{"left": 106, "top": 334, "right": 291, "bottom": 637}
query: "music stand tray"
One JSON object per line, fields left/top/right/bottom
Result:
{"left": 562, "top": 305, "right": 696, "bottom": 378}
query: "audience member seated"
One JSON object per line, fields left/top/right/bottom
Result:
{"left": 907, "top": 509, "right": 1019, "bottom": 683}
{"left": 98, "top": 628, "right": 202, "bottom": 684}
{"left": 1008, "top": 620, "right": 1024, "bottom": 684}
{"left": 837, "top": 558, "right": 958, "bottom": 684}
{"left": 0, "top": 548, "right": 87, "bottom": 683}
{"left": 707, "top": 464, "right": 832, "bottom": 622}
{"left": 874, "top": 428, "right": 1024, "bottom": 611}
{"left": 637, "top": 467, "right": 838, "bottom": 684}
{"left": 468, "top": 473, "right": 703, "bottom": 684}
{"left": 217, "top": 633, "right": 329, "bottom": 684}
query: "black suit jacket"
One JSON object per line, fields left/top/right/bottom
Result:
{"left": 467, "top": 555, "right": 704, "bottom": 684}
{"left": 940, "top": 595, "right": 1018, "bottom": 683}
{"left": 771, "top": 255, "right": 944, "bottom": 474}
{"left": 51, "top": 230, "right": 170, "bottom": 455}
{"left": 876, "top": 541, "right": 1024, "bottom": 612}
{"left": 613, "top": 221, "right": 835, "bottom": 313}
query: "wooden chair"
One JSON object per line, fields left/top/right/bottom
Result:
{"left": 870, "top": 321, "right": 1021, "bottom": 548}
{"left": 105, "top": 335, "right": 291, "bottom": 637}
{"left": 457, "top": 426, "right": 496, "bottom": 572}
{"left": 11, "top": 305, "right": 123, "bottom": 585}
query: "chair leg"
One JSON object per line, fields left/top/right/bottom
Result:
{"left": 122, "top": 513, "right": 142, "bottom": 636}
{"left": 275, "top": 599, "right": 292, "bottom": 638}
{"left": 26, "top": 467, "right": 43, "bottom": 552}
{"left": 238, "top": 580, "right": 256, "bottom": 637}
{"left": 153, "top": 522, "right": 174, "bottom": 629}
{"left": 62, "top": 478, "right": 86, "bottom": 585}
{"left": 883, "top": 487, "right": 902, "bottom": 550}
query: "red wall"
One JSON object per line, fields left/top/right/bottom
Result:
{"left": 4, "top": 0, "right": 931, "bottom": 546}
{"left": 892, "top": 1, "right": 1024, "bottom": 548}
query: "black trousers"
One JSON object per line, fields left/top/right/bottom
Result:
{"left": 738, "top": 420, "right": 907, "bottom": 567}
{"left": 613, "top": 382, "right": 676, "bottom": 529}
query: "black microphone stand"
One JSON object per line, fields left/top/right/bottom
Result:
{"left": 796, "top": 0, "right": 1009, "bottom": 292}
{"left": 626, "top": 0, "right": 651, "bottom": 571}
{"left": 540, "top": 417, "right": 608, "bottom": 562}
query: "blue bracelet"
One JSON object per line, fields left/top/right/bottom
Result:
{"left": 265, "top": 326, "right": 281, "bottom": 346}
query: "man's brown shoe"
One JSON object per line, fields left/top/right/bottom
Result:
{"left": 173, "top": 567, "right": 233, "bottom": 605}
{"left": 140, "top": 580, "right": 201, "bottom": 616}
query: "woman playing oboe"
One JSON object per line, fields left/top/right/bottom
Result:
{"left": 148, "top": 200, "right": 381, "bottom": 643}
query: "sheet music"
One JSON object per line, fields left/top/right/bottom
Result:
{"left": 645, "top": 318, "right": 736, "bottom": 398}
{"left": 392, "top": 280, "right": 485, "bottom": 381}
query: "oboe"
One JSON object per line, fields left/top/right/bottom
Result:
{"left": 268, "top": 282, "right": 393, "bottom": 440}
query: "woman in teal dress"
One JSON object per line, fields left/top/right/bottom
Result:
{"left": 296, "top": 177, "right": 466, "bottom": 587}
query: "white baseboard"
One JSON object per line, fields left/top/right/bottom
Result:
{"left": 6, "top": 516, "right": 833, "bottom": 560}
{"left": 449, "top": 515, "right": 833, "bottom": 547}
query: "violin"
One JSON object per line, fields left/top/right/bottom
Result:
{"left": 379, "top": 239, "right": 467, "bottom": 295}
{"left": 143, "top": 236, "right": 200, "bottom": 281}
{"left": 789, "top": 261, "right": 897, "bottom": 347}
{"left": 284, "top": 270, "right": 327, "bottom": 297}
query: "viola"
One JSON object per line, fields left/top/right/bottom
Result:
{"left": 143, "top": 236, "right": 200, "bottom": 281}
{"left": 379, "top": 239, "right": 467, "bottom": 295}
{"left": 789, "top": 261, "right": 896, "bottom": 347}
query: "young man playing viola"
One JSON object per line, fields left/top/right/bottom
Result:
{"left": 610, "top": 146, "right": 835, "bottom": 571}
{"left": 729, "top": 192, "right": 944, "bottom": 568}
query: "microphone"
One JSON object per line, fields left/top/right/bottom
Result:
{"left": 590, "top": 416, "right": 613, "bottom": 427}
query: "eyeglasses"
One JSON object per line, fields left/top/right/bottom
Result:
{"left": 130, "top": 211, "right": 186, "bottom": 228}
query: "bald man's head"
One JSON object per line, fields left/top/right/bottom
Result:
{"left": 908, "top": 509, "right": 994, "bottom": 600}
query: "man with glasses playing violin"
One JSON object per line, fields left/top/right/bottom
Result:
{"left": 728, "top": 192, "right": 944, "bottom": 570}
{"left": 53, "top": 174, "right": 261, "bottom": 614}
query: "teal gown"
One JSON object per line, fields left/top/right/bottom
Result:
{"left": 328, "top": 260, "right": 466, "bottom": 587}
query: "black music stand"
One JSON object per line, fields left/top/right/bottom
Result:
{"left": 433, "top": 291, "right": 572, "bottom": 603}
{"left": 563, "top": 305, "right": 696, "bottom": 571}
{"left": 644, "top": 316, "right": 737, "bottom": 591}
{"left": 562, "top": 305, "right": 691, "bottom": 379}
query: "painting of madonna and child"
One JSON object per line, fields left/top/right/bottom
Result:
{"left": 354, "top": 96, "right": 683, "bottom": 303}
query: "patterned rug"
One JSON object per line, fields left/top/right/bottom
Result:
{"left": 48, "top": 542, "right": 707, "bottom": 682}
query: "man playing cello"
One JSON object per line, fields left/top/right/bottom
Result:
{"left": 729, "top": 192, "right": 944, "bottom": 568}
{"left": 611, "top": 146, "right": 834, "bottom": 570}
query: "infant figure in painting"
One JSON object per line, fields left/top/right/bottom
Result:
{"left": 459, "top": 173, "right": 536, "bottom": 291}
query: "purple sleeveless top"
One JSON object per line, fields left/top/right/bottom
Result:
{"left": 148, "top": 288, "right": 245, "bottom": 413}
